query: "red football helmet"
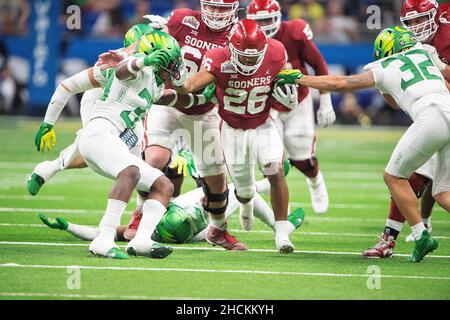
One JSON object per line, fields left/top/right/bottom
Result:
{"left": 229, "top": 19, "right": 268, "bottom": 75}
{"left": 247, "top": 0, "right": 282, "bottom": 38}
{"left": 200, "top": 0, "right": 240, "bottom": 30}
{"left": 400, "top": 0, "right": 439, "bottom": 42}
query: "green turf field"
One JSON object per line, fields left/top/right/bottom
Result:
{"left": 0, "top": 117, "right": 448, "bottom": 300}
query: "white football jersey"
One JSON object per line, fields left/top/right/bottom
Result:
{"left": 90, "top": 53, "right": 164, "bottom": 131}
{"left": 364, "top": 43, "right": 449, "bottom": 120}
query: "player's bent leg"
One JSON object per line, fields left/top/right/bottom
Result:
{"left": 290, "top": 158, "right": 329, "bottom": 214}
{"left": 126, "top": 172, "right": 174, "bottom": 259}
{"left": 203, "top": 174, "right": 247, "bottom": 251}
{"left": 266, "top": 164, "right": 294, "bottom": 254}
{"left": 235, "top": 191, "right": 255, "bottom": 232}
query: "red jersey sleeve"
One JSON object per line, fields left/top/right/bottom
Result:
{"left": 166, "top": 8, "right": 196, "bottom": 37}
{"left": 268, "top": 39, "right": 287, "bottom": 71}
{"left": 202, "top": 48, "right": 224, "bottom": 79}
{"left": 290, "top": 19, "right": 328, "bottom": 76}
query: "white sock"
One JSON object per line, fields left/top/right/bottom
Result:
{"left": 411, "top": 222, "right": 426, "bottom": 241}
{"left": 386, "top": 219, "right": 404, "bottom": 232}
{"left": 274, "top": 220, "right": 290, "bottom": 241}
{"left": 255, "top": 179, "right": 270, "bottom": 194}
{"left": 210, "top": 216, "right": 226, "bottom": 230}
{"left": 308, "top": 171, "right": 321, "bottom": 185}
{"left": 239, "top": 199, "right": 254, "bottom": 218}
{"left": 254, "top": 193, "right": 275, "bottom": 230}
{"left": 134, "top": 199, "right": 166, "bottom": 241}
{"left": 136, "top": 193, "right": 145, "bottom": 214}
{"left": 67, "top": 223, "right": 101, "bottom": 241}
{"left": 422, "top": 217, "right": 431, "bottom": 227}
{"left": 98, "top": 199, "right": 127, "bottom": 241}
{"left": 286, "top": 222, "right": 295, "bottom": 235}
{"left": 34, "top": 160, "right": 61, "bottom": 181}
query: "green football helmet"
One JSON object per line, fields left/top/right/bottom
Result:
{"left": 123, "top": 24, "right": 154, "bottom": 48}
{"left": 136, "top": 30, "right": 182, "bottom": 84}
{"left": 154, "top": 202, "right": 207, "bottom": 244}
{"left": 373, "top": 26, "right": 417, "bottom": 61}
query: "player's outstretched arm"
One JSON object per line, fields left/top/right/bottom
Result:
{"left": 35, "top": 68, "right": 101, "bottom": 153}
{"left": 157, "top": 83, "right": 216, "bottom": 109}
{"left": 277, "top": 69, "right": 375, "bottom": 92}
{"left": 173, "top": 68, "right": 216, "bottom": 95}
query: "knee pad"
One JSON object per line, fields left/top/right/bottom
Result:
{"left": 234, "top": 189, "right": 253, "bottom": 204}
{"left": 290, "top": 157, "right": 319, "bottom": 178}
{"left": 199, "top": 178, "right": 229, "bottom": 215}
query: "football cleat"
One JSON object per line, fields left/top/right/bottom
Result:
{"left": 275, "top": 238, "right": 295, "bottom": 254}
{"left": 363, "top": 234, "right": 396, "bottom": 259}
{"left": 126, "top": 239, "right": 173, "bottom": 259}
{"left": 405, "top": 223, "right": 432, "bottom": 243}
{"left": 306, "top": 171, "right": 329, "bottom": 214}
{"left": 123, "top": 209, "right": 143, "bottom": 240}
{"left": 89, "top": 237, "right": 128, "bottom": 259}
{"left": 408, "top": 230, "right": 439, "bottom": 263}
{"left": 38, "top": 213, "right": 68, "bottom": 230}
{"left": 27, "top": 173, "right": 45, "bottom": 196}
{"left": 206, "top": 225, "right": 247, "bottom": 250}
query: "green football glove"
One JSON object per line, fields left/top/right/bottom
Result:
{"left": 275, "top": 69, "right": 304, "bottom": 86}
{"left": 34, "top": 122, "right": 56, "bottom": 152}
{"left": 201, "top": 83, "right": 216, "bottom": 103}
{"left": 144, "top": 49, "right": 171, "bottom": 67}
{"left": 170, "top": 149, "right": 197, "bottom": 177}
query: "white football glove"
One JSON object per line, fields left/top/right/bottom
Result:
{"left": 171, "top": 61, "right": 187, "bottom": 87}
{"left": 273, "top": 84, "right": 298, "bottom": 110}
{"left": 423, "top": 44, "right": 447, "bottom": 71}
{"left": 317, "top": 93, "right": 336, "bottom": 127}
{"left": 143, "top": 15, "right": 167, "bottom": 30}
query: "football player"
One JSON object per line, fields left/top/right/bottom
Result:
{"left": 246, "top": 0, "right": 334, "bottom": 214}
{"left": 173, "top": 19, "right": 297, "bottom": 254}
{"left": 98, "top": 1, "right": 247, "bottom": 251}
{"left": 363, "top": 0, "right": 450, "bottom": 257}
{"left": 28, "top": 24, "right": 153, "bottom": 196}
{"left": 276, "top": 26, "right": 449, "bottom": 262}
{"left": 74, "top": 31, "right": 184, "bottom": 259}
{"left": 39, "top": 158, "right": 306, "bottom": 245}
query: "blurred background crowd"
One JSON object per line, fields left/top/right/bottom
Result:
{"left": 0, "top": 0, "right": 447, "bottom": 126}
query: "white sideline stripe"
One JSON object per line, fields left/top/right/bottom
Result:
{"left": 0, "top": 241, "right": 448, "bottom": 259}
{"left": 0, "top": 195, "right": 65, "bottom": 201}
{"left": 1, "top": 207, "right": 449, "bottom": 225}
{"left": 0, "top": 263, "right": 449, "bottom": 281}
{"left": 1, "top": 223, "right": 449, "bottom": 240}
{"left": 0, "top": 292, "right": 217, "bottom": 300}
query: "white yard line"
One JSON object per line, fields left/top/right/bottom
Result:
{"left": 1, "top": 223, "right": 449, "bottom": 240}
{"left": 0, "top": 292, "right": 217, "bottom": 300}
{"left": 0, "top": 241, "right": 448, "bottom": 259}
{"left": 0, "top": 195, "right": 65, "bottom": 201}
{"left": 0, "top": 263, "right": 449, "bottom": 281}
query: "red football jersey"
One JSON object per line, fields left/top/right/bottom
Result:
{"left": 203, "top": 38, "right": 287, "bottom": 130}
{"left": 272, "top": 19, "right": 329, "bottom": 112}
{"left": 167, "top": 8, "right": 230, "bottom": 115}
{"left": 433, "top": 3, "right": 450, "bottom": 63}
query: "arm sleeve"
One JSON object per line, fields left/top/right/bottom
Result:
{"left": 295, "top": 21, "right": 328, "bottom": 76}
{"left": 44, "top": 69, "right": 95, "bottom": 125}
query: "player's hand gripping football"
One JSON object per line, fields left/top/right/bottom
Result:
{"left": 34, "top": 122, "right": 56, "bottom": 152}
{"left": 170, "top": 149, "right": 198, "bottom": 177}
{"left": 143, "top": 15, "right": 167, "bottom": 30}
{"left": 273, "top": 83, "right": 298, "bottom": 109}
{"left": 275, "top": 69, "right": 304, "bottom": 85}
